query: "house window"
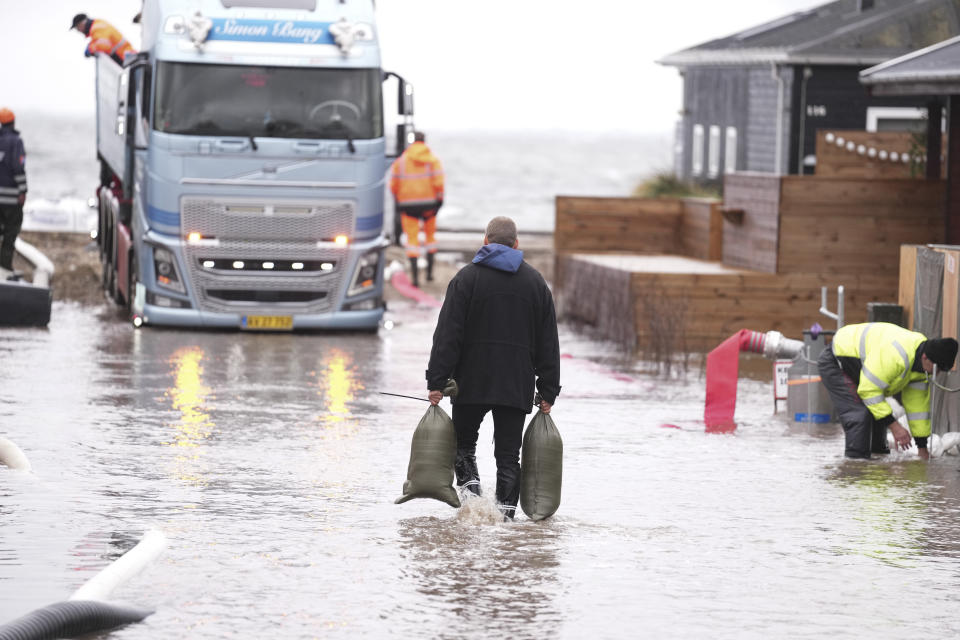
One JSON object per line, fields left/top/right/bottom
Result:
{"left": 724, "top": 126, "right": 738, "bottom": 173}
{"left": 708, "top": 125, "right": 721, "bottom": 177}
{"left": 692, "top": 124, "right": 704, "bottom": 176}
{"left": 865, "top": 107, "right": 928, "bottom": 133}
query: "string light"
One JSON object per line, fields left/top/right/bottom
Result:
{"left": 823, "top": 132, "right": 919, "bottom": 163}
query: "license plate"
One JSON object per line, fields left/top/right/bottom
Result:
{"left": 242, "top": 315, "right": 293, "bottom": 331}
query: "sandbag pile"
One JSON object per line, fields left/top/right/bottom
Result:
{"left": 520, "top": 410, "right": 563, "bottom": 521}
{"left": 395, "top": 381, "right": 460, "bottom": 508}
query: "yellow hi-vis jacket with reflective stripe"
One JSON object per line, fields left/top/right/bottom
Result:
{"left": 832, "top": 322, "right": 931, "bottom": 437}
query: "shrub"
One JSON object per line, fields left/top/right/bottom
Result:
{"left": 633, "top": 170, "right": 720, "bottom": 200}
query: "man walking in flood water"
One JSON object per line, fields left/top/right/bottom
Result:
{"left": 0, "top": 108, "right": 27, "bottom": 281}
{"left": 818, "top": 322, "right": 957, "bottom": 460}
{"left": 390, "top": 131, "right": 444, "bottom": 286}
{"left": 426, "top": 216, "right": 561, "bottom": 520}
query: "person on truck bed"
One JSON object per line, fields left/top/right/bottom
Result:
{"left": 71, "top": 13, "right": 136, "bottom": 65}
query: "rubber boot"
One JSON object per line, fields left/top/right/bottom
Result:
{"left": 426, "top": 252, "right": 435, "bottom": 282}
{"left": 408, "top": 257, "right": 419, "bottom": 288}
{"left": 871, "top": 419, "right": 891, "bottom": 454}
{"left": 455, "top": 452, "right": 482, "bottom": 497}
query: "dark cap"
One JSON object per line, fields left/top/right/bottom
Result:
{"left": 925, "top": 337, "right": 958, "bottom": 370}
{"left": 71, "top": 13, "right": 88, "bottom": 30}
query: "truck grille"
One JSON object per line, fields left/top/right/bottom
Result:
{"left": 181, "top": 197, "right": 355, "bottom": 241}
{"left": 184, "top": 240, "right": 348, "bottom": 314}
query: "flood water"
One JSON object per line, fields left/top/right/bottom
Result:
{"left": 3, "top": 300, "right": 960, "bottom": 638}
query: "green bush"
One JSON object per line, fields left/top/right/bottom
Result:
{"left": 633, "top": 170, "right": 720, "bottom": 199}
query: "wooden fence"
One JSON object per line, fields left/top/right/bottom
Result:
{"left": 722, "top": 174, "right": 946, "bottom": 275}
{"left": 814, "top": 130, "right": 928, "bottom": 179}
{"left": 554, "top": 196, "right": 722, "bottom": 259}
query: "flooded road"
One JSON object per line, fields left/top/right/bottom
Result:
{"left": 3, "top": 300, "right": 960, "bottom": 638}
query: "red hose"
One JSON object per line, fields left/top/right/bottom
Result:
{"left": 704, "top": 329, "right": 766, "bottom": 432}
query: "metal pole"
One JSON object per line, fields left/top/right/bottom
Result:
{"left": 820, "top": 285, "right": 845, "bottom": 330}
{"left": 378, "top": 391, "right": 429, "bottom": 402}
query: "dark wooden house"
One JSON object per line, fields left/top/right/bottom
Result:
{"left": 861, "top": 33, "right": 960, "bottom": 242}
{"left": 860, "top": 36, "right": 960, "bottom": 431}
{"left": 659, "top": 0, "right": 960, "bottom": 185}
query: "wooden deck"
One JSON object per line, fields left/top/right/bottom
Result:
{"left": 555, "top": 177, "right": 946, "bottom": 353}
{"left": 556, "top": 253, "right": 896, "bottom": 351}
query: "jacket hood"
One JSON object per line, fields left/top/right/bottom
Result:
{"left": 472, "top": 243, "right": 524, "bottom": 273}
{"left": 404, "top": 142, "right": 439, "bottom": 165}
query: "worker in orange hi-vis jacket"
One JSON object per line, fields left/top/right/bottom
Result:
{"left": 71, "top": 13, "right": 137, "bottom": 65}
{"left": 390, "top": 131, "right": 444, "bottom": 287}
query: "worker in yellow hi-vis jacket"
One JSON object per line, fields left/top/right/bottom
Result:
{"left": 818, "top": 322, "right": 957, "bottom": 459}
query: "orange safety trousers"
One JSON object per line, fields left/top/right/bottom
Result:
{"left": 402, "top": 213, "right": 437, "bottom": 258}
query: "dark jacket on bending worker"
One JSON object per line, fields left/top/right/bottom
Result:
{"left": 831, "top": 322, "right": 931, "bottom": 440}
{"left": 0, "top": 126, "right": 27, "bottom": 207}
{"left": 426, "top": 243, "right": 561, "bottom": 412}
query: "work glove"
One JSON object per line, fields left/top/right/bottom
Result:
{"left": 84, "top": 46, "right": 94, "bottom": 58}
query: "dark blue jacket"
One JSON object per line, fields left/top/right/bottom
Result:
{"left": 0, "top": 127, "right": 26, "bottom": 207}
{"left": 427, "top": 243, "right": 561, "bottom": 411}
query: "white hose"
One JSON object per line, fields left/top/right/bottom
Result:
{"left": 13, "top": 237, "right": 55, "bottom": 288}
{"left": 70, "top": 529, "right": 168, "bottom": 602}
{"left": 0, "top": 437, "right": 32, "bottom": 471}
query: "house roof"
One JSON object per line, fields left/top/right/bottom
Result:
{"left": 659, "top": 0, "right": 960, "bottom": 67}
{"left": 860, "top": 34, "right": 960, "bottom": 94}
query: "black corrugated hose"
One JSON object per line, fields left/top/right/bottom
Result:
{"left": 0, "top": 600, "right": 153, "bottom": 640}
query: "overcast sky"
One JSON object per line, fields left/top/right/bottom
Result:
{"left": 3, "top": 0, "right": 827, "bottom": 134}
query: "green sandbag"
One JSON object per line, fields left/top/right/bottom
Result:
{"left": 519, "top": 410, "right": 563, "bottom": 521}
{"left": 395, "top": 404, "right": 461, "bottom": 508}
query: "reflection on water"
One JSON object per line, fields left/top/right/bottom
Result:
{"left": 164, "top": 346, "right": 215, "bottom": 486}
{"left": 827, "top": 461, "right": 931, "bottom": 567}
{"left": 312, "top": 348, "right": 361, "bottom": 430}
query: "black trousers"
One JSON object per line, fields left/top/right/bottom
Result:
{"left": 0, "top": 203, "right": 23, "bottom": 270}
{"left": 452, "top": 404, "right": 526, "bottom": 511}
{"left": 817, "top": 344, "right": 890, "bottom": 459}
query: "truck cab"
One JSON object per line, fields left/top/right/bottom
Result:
{"left": 96, "top": 0, "right": 414, "bottom": 330}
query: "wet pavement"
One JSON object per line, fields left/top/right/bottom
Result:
{"left": 3, "top": 300, "right": 960, "bottom": 638}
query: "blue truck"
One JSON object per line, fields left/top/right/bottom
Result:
{"left": 95, "top": 0, "right": 413, "bottom": 330}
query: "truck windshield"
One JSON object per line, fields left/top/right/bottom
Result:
{"left": 154, "top": 62, "right": 383, "bottom": 140}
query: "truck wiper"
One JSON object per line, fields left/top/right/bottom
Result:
{"left": 321, "top": 120, "right": 356, "bottom": 154}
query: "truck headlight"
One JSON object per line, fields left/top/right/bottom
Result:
{"left": 347, "top": 250, "right": 380, "bottom": 297}
{"left": 153, "top": 246, "right": 185, "bottom": 293}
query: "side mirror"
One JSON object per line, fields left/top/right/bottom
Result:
{"left": 402, "top": 81, "right": 414, "bottom": 116}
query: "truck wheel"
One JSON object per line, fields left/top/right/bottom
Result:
{"left": 100, "top": 241, "right": 116, "bottom": 303}
{"left": 106, "top": 266, "right": 121, "bottom": 305}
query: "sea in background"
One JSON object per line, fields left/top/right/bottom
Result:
{"left": 14, "top": 111, "right": 673, "bottom": 234}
